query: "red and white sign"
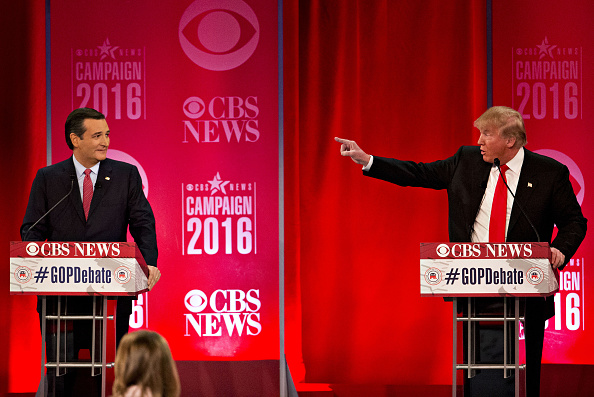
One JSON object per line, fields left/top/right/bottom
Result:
{"left": 420, "top": 242, "right": 558, "bottom": 297}
{"left": 10, "top": 241, "right": 148, "bottom": 296}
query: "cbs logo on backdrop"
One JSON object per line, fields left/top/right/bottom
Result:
{"left": 179, "top": 0, "right": 260, "bottom": 71}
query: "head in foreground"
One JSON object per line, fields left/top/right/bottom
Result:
{"left": 113, "top": 330, "right": 180, "bottom": 397}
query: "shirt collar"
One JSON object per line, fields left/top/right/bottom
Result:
{"left": 494, "top": 147, "right": 524, "bottom": 175}
{"left": 506, "top": 147, "right": 524, "bottom": 175}
{"left": 72, "top": 155, "right": 100, "bottom": 176}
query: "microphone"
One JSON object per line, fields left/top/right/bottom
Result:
{"left": 493, "top": 158, "right": 541, "bottom": 242}
{"left": 23, "top": 174, "right": 76, "bottom": 241}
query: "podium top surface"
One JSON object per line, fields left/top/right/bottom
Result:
{"left": 10, "top": 241, "right": 149, "bottom": 296}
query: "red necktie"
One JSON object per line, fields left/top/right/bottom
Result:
{"left": 489, "top": 164, "right": 509, "bottom": 242}
{"left": 83, "top": 169, "right": 93, "bottom": 220}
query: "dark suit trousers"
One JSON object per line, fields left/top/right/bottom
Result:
{"left": 524, "top": 297, "right": 547, "bottom": 397}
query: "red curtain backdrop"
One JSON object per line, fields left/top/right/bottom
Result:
{"left": 3, "top": 0, "right": 549, "bottom": 392}
{"left": 0, "top": 1, "right": 46, "bottom": 393}
{"left": 284, "top": 0, "right": 487, "bottom": 385}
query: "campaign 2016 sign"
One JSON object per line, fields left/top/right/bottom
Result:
{"left": 10, "top": 241, "right": 148, "bottom": 296}
{"left": 420, "top": 242, "right": 558, "bottom": 297}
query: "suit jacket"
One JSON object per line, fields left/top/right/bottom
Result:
{"left": 365, "top": 146, "right": 587, "bottom": 320}
{"left": 21, "top": 157, "right": 158, "bottom": 313}
{"left": 364, "top": 146, "right": 587, "bottom": 265}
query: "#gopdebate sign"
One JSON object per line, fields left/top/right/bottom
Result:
{"left": 10, "top": 241, "right": 149, "bottom": 296}
{"left": 420, "top": 242, "right": 559, "bottom": 297}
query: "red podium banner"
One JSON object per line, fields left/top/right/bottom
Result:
{"left": 10, "top": 241, "right": 148, "bottom": 296}
{"left": 420, "top": 242, "right": 558, "bottom": 297}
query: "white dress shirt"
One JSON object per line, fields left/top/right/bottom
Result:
{"left": 472, "top": 148, "right": 524, "bottom": 242}
{"left": 72, "top": 156, "right": 100, "bottom": 202}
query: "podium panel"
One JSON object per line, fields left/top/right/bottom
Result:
{"left": 10, "top": 241, "right": 149, "bottom": 296}
{"left": 420, "top": 242, "right": 558, "bottom": 397}
{"left": 10, "top": 241, "right": 149, "bottom": 397}
{"left": 420, "top": 242, "right": 558, "bottom": 297}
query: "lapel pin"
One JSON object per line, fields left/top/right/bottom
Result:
{"left": 105, "top": 177, "right": 111, "bottom": 181}
{"left": 527, "top": 182, "right": 533, "bottom": 188}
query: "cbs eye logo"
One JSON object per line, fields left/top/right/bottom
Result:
{"left": 26, "top": 242, "right": 40, "bottom": 256}
{"left": 183, "top": 96, "right": 206, "bottom": 119}
{"left": 178, "top": 0, "right": 260, "bottom": 71}
{"left": 436, "top": 244, "right": 450, "bottom": 257}
{"left": 185, "top": 289, "right": 208, "bottom": 313}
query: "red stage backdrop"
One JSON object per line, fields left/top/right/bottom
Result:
{"left": 6, "top": 1, "right": 594, "bottom": 394}
{"left": 285, "top": 0, "right": 488, "bottom": 386}
{"left": 50, "top": 0, "right": 279, "bottom": 362}
{"left": 492, "top": 0, "right": 593, "bottom": 364}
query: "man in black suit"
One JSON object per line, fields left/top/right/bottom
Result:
{"left": 335, "top": 106, "right": 586, "bottom": 396}
{"left": 21, "top": 107, "right": 161, "bottom": 396}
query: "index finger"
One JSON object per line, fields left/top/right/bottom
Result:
{"left": 334, "top": 137, "right": 350, "bottom": 144}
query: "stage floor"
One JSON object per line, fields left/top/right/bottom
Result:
{"left": 10, "top": 363, "right": 594, "bottom": 396}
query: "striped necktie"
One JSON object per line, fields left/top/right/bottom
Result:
{"left": 83, "top": 169, "right": 93, "bottom": 220}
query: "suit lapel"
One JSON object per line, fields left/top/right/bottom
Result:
{"left": 508, "top": 150, "right": 538, "bottom": 235}
{"left": 62, "top": 159, "right": 86, "bottom": 223}
{"left": 88, "top": 159, "right": 113, "bottom": 219}
{"left": 467, "top": 158, "right": 492, "bottom": 235}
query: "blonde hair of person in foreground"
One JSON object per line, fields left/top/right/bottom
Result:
{"left": 112, "top": 330, "right": 180, "bottom": 397}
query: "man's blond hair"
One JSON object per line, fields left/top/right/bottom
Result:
{"left": 474, "top": 106, "right": 527, "bottom": 148}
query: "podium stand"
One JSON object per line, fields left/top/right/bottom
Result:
{"left": 10, "top": 241, "right": 149, "bottom": 397}
{"left": 420, "top": 242, "right": 559, "bottom": 397}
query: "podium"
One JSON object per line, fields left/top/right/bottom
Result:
{"left": 420, "top": 242, "right": 559, "bottom": 397}
{"left": 10, "top": 241, "right": 149, "bottom": 397}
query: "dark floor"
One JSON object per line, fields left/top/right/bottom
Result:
{"left": 9, "top": 363, "right": 594, "bottom": 396}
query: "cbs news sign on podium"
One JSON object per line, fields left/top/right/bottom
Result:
{"left": 10, "top": 241, "right": 148, "bottom": 296}
{"left": 420, "top": 242, "right": 559, "bottom": 297}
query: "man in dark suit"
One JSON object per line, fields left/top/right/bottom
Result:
{"left": 21, "top": 107, "right": 161, "bottom": 396}
{"left": 335, "top": 106, "right": 587, "bottom": 396}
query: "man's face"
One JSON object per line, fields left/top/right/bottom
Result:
{"left": 71, "top": 118, "right": 110, "bottom": 168}
{"left": 477, "top": 125, "right": 514, "bottom": 164}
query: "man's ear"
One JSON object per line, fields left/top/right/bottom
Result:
{"left": 507, "top": 136, "right": 517, "bottom": 149}
{"left": 70, "top": 133, "right": 79, "bottom": 148}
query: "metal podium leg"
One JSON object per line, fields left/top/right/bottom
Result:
{"left": 467, "top": 298, "right": 476, "bottom": 379}
{"left": 56, "top": 298, "right": 61, "bottom": 378}
{"left": 504, "top": 298, "right": 508, "bottom": 378}
{"left": 102, "top": 297, "right": 107, "bottom": 397}
{"left": 91, "top": 296, "right": 108, "bottom": 397}
{"left": 515, "top": 298, "right": 520, "bottom": 397}
{"left": 41, "top": 297, "right": 46, "bottom": 397}
{"left": 452, "top": 298, "right": 457, "bottom": 397}
{"left": 91, "top": 296, "right": 98, "bottom": 377}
